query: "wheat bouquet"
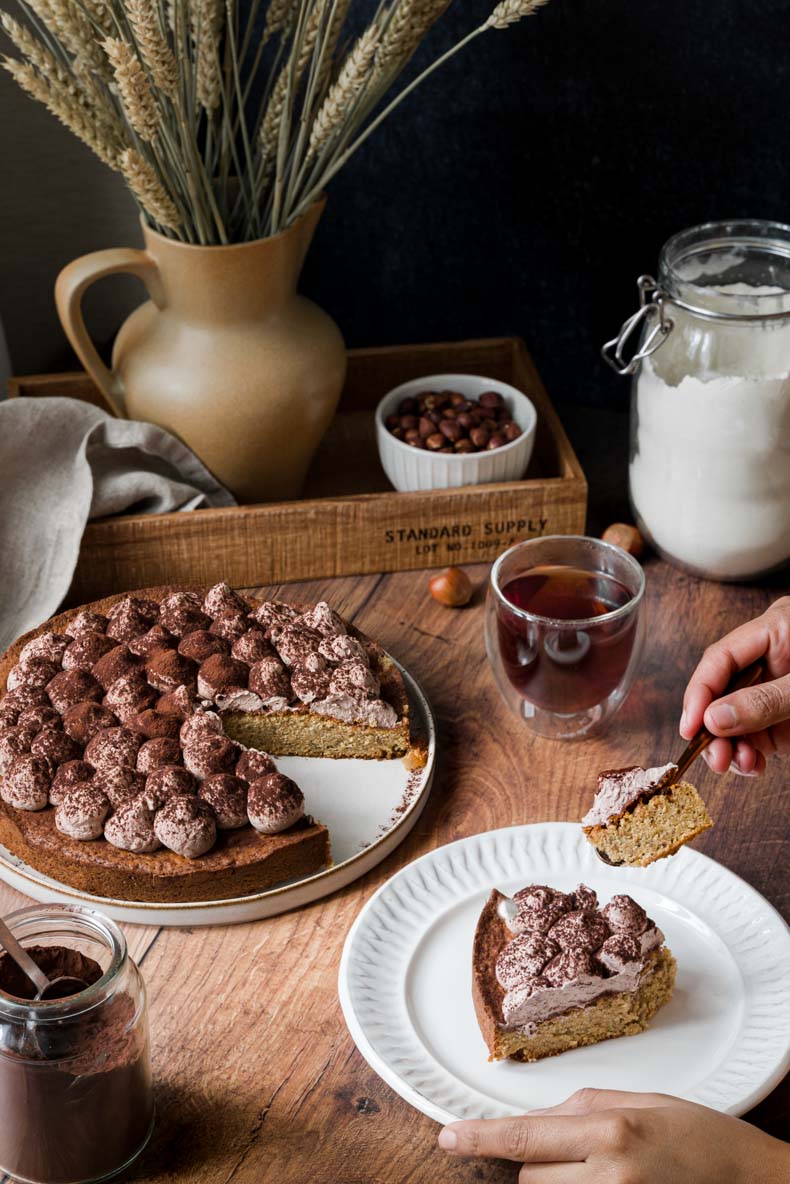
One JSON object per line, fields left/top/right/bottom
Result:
{"left": 1, "top": 0, "right": 549, "bottom": 244}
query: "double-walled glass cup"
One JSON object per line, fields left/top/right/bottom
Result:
{"left": 0, "top": 904, "right": 154, "bottom": 1184}
{"left": 485, "top": 536, "right": 646, "bottom": 738}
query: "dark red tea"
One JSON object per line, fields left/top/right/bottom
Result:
{"left": 496, "top": 565, "right": 638, "bottom": 713}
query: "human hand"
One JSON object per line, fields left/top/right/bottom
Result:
{"left": 437, "top": 1088, "right": 790, "bottom": 1182}
{"left": 680, "top": 596, "right": 790, "bottom": 775}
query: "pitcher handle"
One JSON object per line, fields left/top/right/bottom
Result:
{"left": 55, "top": 248, "right": 166, "bottom": 418}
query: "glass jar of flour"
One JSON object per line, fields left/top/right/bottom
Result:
{"left": 603, "top": 220, "right": 790, "bottom": 581}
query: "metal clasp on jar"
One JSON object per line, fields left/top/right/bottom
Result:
{"left": 601, "top": 275, "right": 675, "bottom": 376}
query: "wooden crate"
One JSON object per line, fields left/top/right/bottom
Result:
{"left": 9, "top": 337, "right": 587, "bottom": 602}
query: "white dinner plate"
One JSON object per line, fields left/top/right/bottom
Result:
{"left": 0, "top": 664, "right": 435, "bottom": 928}
{"left": 339, "top": 822, "right": 790, "bottom": 1121}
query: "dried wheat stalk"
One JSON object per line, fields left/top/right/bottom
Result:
{"left": 308, "top": 22, "right": 377, "bottom": 156}
{"left": 120, "top": 146, "right": 181, "bottom": 227}
{"left": 127, "top": 0, "right": 177, "bottom": 99}
{"left": 1, "top": 0, "right": 551, "bottom": 244}
{"left": 373, "top": 0, "right": 422, "bottom": 76}
{"left": 485, "top": 0, "right": 550, "bottom": 30}
{"left": 263, "top": 0, "right": 298, "bottom": 37}
{"left": 258, "top": 64, "right": 288, "bottom": 156}
{"left": 311, "top": 0, "right": 350, "bottom": 95}
{"left": 81, "top": 0, "right": 115, "bottom": 37}
{"left": 2, "top": 57, "right": 119, "bottom": 165}
{"left": 2, "top": 11, "right": 71, "bottom": 81}
{"left": 27, "top": 0, "right": 105, "bottom": 69}
{"left": 192, "top": 0, "right": 223, "bottom": 111}
{"left": 103, "top": 34, "right": 160, "bottom": 141}
{"left": 289, "top": 0, "right": 550, "bottom": 223}
{"left": 374, "top": 0, "right": 451, "bottom": 78}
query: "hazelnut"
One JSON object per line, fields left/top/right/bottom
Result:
{"left": 439, "top": 419, "right": 463, "bottom": 442}
{"left": 479, "top": 390, "right": 504, "bottom": 409}
{"left": 428, "top": 567, "right": 474, "bottom": 608}
{"left": 385, "top": 387, "right": 521, "bottom": 455}
{"left": 602, "top": 523, "right": 645, "bottom": 559}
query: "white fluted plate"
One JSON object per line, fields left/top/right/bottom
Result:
{"left": 339, "top": 823, "right": 790, "bottom": 1122}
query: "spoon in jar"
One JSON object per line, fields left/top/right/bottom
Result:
{"left": 0, "top": 917, "right": 89, "bottom": 1000}
{"left": 593, "top": 659, "right": 766, "bottom": 867}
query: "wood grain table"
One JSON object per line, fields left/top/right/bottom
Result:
{"left": 0, "top": 558, "right": 787, "bottom": 1184}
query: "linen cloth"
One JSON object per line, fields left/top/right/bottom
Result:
{"left": 0, "top": 396, "right": 235, "bottom": 651}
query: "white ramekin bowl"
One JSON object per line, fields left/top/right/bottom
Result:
{"left": 375, "top": 373, "right": 538, "bottom": 493}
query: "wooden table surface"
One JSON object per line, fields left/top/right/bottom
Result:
{"left": 0, "top": 557, "right": 787, "bottom": 1183}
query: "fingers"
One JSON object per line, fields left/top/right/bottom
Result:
{"left": 703, "top": 673, "right": 790, "bottom": 737}
{"left": 732, "top": 739, "right": 760, "bottom": 775}
{"left": 702, "top": 742, "right": 766, "bottom": 776}
{"left": 519, "top": 1166, "right": 593, "bottom": 1182}
{"left": 681, "top": 617, "right": 772, "bottom": 737}
{"left": 527, "top": 1088, "right": 675, "bottom": 1117}
{"left": 760, "top": 719, "right": 790, "bottom": 756}
{"left": 681, "top": 598, "right": 790, "bottom": 739}
{"left": 680, "top": 681, "right": 715, "bottom": 740}
{"left": 700, "top": 736, "right": 733, "bottom": 773}
{"left": 437, "top": 1115, "right": 596, "bottom": 1162}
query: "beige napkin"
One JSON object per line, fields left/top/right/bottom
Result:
{"left": 0, "top": 396, "right": 235, "bottom": 651}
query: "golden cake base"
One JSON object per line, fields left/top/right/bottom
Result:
{"left": 584, "top": 781, "right": 712, "bottom": 867}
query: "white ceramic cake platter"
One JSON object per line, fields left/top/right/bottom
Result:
{"left": 339, "top": 822, "right": 790, "bottom": 1122}
{"left": 0, "top": 663, "right": 435, "bottom": 927}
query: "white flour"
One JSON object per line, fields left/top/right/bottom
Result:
{"left": 630, "top": 283, "right": 790, "bottom": 579}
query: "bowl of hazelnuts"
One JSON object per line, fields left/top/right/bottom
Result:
{"left": 375, "top": 373, "right": 537, "bottom": 492}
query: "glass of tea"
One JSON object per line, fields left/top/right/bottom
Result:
{"left": 485, "top": 535, "right": 646, "bottom": 738}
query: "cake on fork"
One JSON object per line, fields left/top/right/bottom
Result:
{"left": 473, "top": 883, "right": 676, "bottom": 1062}
{"left": 582, "top": 764, "right": 712, "bottom": 867}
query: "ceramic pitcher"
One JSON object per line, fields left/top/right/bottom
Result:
{"left": 55, "top": 202, "right": 346, "bottom": 504}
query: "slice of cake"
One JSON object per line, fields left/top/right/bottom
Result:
{"left": 473, "top": 883, "right": 676, "bottom": 1062}
{"left": 0, "top": 584, "right": 413, "bottom": 902}
{"left": 582, "top": 765, "right": 712, "bottom": 867}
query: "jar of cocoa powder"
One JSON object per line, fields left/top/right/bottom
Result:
{"left": 0, "top": 904, "right": 154, "bottom": 1184}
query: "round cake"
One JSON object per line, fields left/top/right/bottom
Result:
{"left": 0, "top": 585, "right": 410, "bottom": 902}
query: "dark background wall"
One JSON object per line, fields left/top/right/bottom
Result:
{"left": 2, "top": 0, "right": 788, "bottom": 436}
{"left": 304, "top": 0, "right": 790, "bottom": 416}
